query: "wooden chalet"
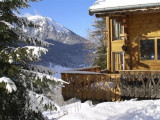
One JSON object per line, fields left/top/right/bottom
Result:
{"left": 61, "top": 0, "right": 160, "bottom": 101}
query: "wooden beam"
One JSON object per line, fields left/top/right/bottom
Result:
{"left": 122, "top": 14, "right": 132, "bottom": 70}
{"left": 106, "top": 17, "right": 111, "bottom": 71}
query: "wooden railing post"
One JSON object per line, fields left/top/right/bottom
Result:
{"left": 61, "top": 73, "right": 66, "bottom": 99}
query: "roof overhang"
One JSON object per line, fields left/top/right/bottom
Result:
{"left": 89, "top": 2, "right": 160, "bottom": 17}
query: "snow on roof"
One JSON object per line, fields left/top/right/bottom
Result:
{"left": 89, "top": 0, "right": 160, "bottom": 14}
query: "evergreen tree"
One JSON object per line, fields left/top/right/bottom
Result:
{"left": 0, "top": 0, "right": 63, "bottom": 119}
{"left": 90, "top": 18, "right": 107, "bottom": 70}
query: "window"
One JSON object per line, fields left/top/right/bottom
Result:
{"left": 140, "top": 40, "right": 155, "bottom": 60}
{"left": 157, "top": 39, "right": 160, "bottom": 60}
{"left": 112, "top": 19, "right": 124, "bottom": 40}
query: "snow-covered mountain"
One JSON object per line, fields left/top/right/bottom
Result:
{"left": 25, "top": 15, "right": 95, "bottom": 68}
{"left": 26, "top": 15, "right": 88, "bottom": 45}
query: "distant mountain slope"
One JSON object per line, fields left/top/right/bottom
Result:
{"left": 25, "top": 15, "right": 95, "bottom": 68}
{"left": 26, "top": 15, "right": 89, "bottom": 45}
{"left": 39, "top": 40, "right": 92, "bottom": 68}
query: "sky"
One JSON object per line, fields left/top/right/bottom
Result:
{"left": 20, "top": 0, "right": 96, "bottom": 38}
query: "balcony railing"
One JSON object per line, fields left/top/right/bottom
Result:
{"left": 119, "top": 70, "right": 160, "bottom": 98}
{"left": 61, "top": 67, "right": 121, "bottom": 101}
{"left": 61, "top": 67, "right": 160, "bottom": 101}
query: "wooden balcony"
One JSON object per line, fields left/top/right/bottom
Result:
{"left": 61, "top": 67, "right": 160, "bottom": 101}
{"left": 61, "top": 67, "right": 121, "bottom": 101}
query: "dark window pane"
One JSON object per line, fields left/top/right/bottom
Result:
{"left": 140, "top": 40, "right": 155, "bottom": 60}
{"left": 158, "top": 39, "right": 160, "bottom": 60}
{"left": 113, "top": 19, "right": 118, "bottom": 40}
{"left": 112, "top": 19, "right": 124, "bottom": 40}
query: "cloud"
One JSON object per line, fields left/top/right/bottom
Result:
{"left": 22, "top": 9, "right": 41, "bottom": 17}
{"left": 23, "top": 12, "right": 33, "bottom": 17}
{"left": 34, "top": 9, "right": 41, "bottom": 16}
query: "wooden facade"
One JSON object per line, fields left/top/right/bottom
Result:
{"left": 61, "top": 4, "right": 160, "bottom": 101}
{"left": 107, "top": 12, "right": 160, "bottom": 72}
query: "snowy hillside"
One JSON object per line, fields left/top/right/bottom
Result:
{"left": 25, "top": 15, "right": 95, "bottom": 68}
{"left": 35, "top": 39, "right": 94, "bottom": 68}
{"left": 26, "top": 15, "right": 88, "bottom": 45}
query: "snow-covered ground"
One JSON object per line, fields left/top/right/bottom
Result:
{"left": 44, "top": 99, "right": 160, "bottom": 120}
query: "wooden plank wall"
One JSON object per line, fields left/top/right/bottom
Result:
{"left": 108, "top": 13, "right": 160, "bottom": 71}
{"left": 129, "top": 13, "right": 160, "bottom": 70}
{"left": 62, "top": 73, "right": 121, "bottom": 101}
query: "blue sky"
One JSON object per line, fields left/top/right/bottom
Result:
{"left": 21, "top": 0, "right": 96, "bottom": 38}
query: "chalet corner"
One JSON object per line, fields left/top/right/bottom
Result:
{"left": 61, "top": 0, "right": 160, "bottom": 101}
{"left": 89, "top": 0, "right": 160, "bottom": 71}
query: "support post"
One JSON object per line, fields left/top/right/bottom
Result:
{"left": 106, "top": 16, "right": 111, "bottom": 71}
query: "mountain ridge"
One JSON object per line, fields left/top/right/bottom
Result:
{"left": 26, "top": 15, "right": 90, "bottom": 45}
{"left": 25, "top": 15, "right": 95, "bottom": 68}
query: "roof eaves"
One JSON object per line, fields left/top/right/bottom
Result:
{"left": 89, "top": 2, "right": 160, "bottom": 16}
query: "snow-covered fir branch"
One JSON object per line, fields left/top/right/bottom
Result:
{"left": 18, "top": 17, "right": 39, "bottom": 28}
{"left": 16, "top": 30, "right": 51, "bottom": 47}
{"left": 1, "top": 46, "right": 48, "bottom": 63}
{"left": 0, "top": 20, "right": 14, "bottom": 29}
{"left": 0, "top": 77, "right": 17, "bottom": 93}
{"left": 27, "top": 91, "right": 60, "bottom": 113}
{"left": 21, "top": 69, "right": 65, "bottom": 84}
{"left": 25, "top": 64, "right": 56, "bottom": 75}
{"left": 0, "top": 18, "right": 50, "bottom": 47}
{"left": 26, "top": 46, "right": 48, "bottom": 57}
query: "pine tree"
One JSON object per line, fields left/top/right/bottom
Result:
{"left": 90, "top": 18, "right": 107, "bottom": 70}
{"left": 0, "top": 0, "right": 64, "bottom": 119}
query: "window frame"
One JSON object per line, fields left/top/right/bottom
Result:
{"left": 139, "top": 37, "right": 160, "bottom": 62}
{"left": 140, "top": 38, "right": 155, "bottom": 61}
{"left": 112, "top": 18, "right": 124, "bottom": 41}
